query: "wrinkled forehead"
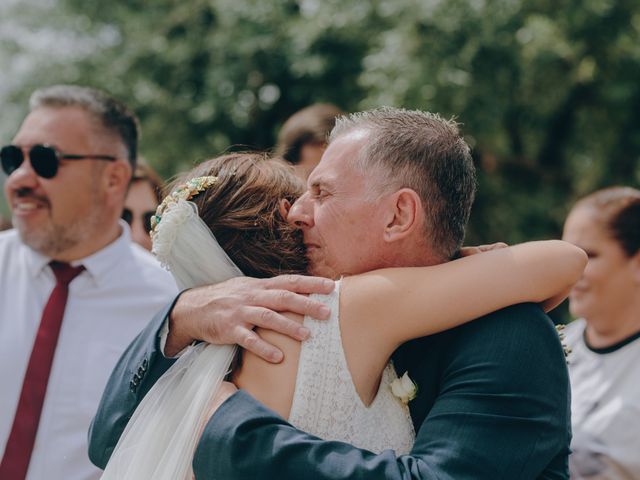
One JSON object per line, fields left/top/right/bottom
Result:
{"left": 307, "top": 129, "right": 375, "bottom": 186}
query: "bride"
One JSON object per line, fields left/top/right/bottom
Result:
{"left": 99, "top": 153, "right": 585, "bottom": 479}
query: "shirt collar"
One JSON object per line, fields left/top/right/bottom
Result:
{"left": 22, "top": 220, "right": 134, "bottom": 286}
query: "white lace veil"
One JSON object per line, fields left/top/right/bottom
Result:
{"left": 101, "top": 196, "right": 243, "bottom": 480}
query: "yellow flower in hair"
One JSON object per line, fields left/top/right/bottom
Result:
{"left": 150, "top": 176, "right": 217, "bottom": 236}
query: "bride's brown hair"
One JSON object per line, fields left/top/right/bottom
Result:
{"left": 169, "top": 153, "right": 308, "bottom": 278}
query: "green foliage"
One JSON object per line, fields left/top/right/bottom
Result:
{"left": 1, "top": 0, "right": 639, "bottom": 243}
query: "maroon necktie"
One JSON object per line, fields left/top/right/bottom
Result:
{"left": 0, "top": 261, "right": 84, "bottom": 479}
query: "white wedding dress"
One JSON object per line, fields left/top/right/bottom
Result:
{"left": 289, "top": 280, "right": 415, "bottom": 454}
{"left": 100, "top": 199, "right": 415, "bottom": 479}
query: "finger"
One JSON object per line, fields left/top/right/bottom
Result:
{"left": 264, "top": 275, "right": 335, "bottom": 294}
{"left": 252, "top": 289, "right": 331, "bottom": 320}
{"left": 487, "top": 242, "right": 508, "bottom": 250}
{"left": 236, "top": 327, "right": 284, "bottom": 363}
{"left": 246, "top": 306, "right": 310, "bottom": 341}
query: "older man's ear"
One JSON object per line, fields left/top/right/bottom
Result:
{"left": 383, "top": 188, "right": 424, "bottom": 243}
{"left": 103, "top": 160, "right": 133, "bottom": 201}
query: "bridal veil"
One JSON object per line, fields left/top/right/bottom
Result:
{"left": 101, "top": 197, "right": 243, "bottom": 480}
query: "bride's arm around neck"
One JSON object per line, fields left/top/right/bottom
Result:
{"left": 341, "top": 240, "right": 586, "bottom": 361}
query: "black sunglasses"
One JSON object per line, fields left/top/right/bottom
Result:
{"left": 122, "top": 208, "right": 156, "bottom": 234}
{"left": 1, "top": 144, "right": 117, "bottom": 179}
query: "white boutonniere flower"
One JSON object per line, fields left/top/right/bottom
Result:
{"left": 390, "top": 372, "right": 418, "bottom": 404}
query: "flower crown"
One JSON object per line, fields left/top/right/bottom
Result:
{"left": 150, "top": 176, "right": 218, "bottom": 238}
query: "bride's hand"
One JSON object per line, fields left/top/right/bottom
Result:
{"left": 458, "top": 242, "right": 508, "bottom": 257}
{"left": 165, "top": 275, "right": 335, "bottom": 361}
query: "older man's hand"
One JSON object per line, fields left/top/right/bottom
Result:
{"left": 165, "top": 275, "right": 335, "bottom": 362}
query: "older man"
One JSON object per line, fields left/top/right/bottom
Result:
{"left": 0, "top": 85, "right": 177, "bottom": 479}
{"left": 90, "top": 108, "right": 571, "bottom": 478}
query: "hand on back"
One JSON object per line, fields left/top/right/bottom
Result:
{"left": 166, "top": 275, "right": 334, "bottom": 361}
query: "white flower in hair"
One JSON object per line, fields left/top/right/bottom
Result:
{"left": 152, "top": 199, "right": 196, "bottom": 269}
{"left": 150, "top": 176, "right": 218, "bottom": 235}
{"left": 150, "top": 175, "right": 218, "bottom": 270}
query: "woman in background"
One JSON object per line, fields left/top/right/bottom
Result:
{"left": 122, "top": 162, "right": 164, "bottom": 250}
{"left": 562, "top": 186, "right": 640, "bottom": 479}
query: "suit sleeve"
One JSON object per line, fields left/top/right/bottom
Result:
{"left": 87, "top": 294, "right": 182, "bottom": 468}
{"left": 194, "top": 304, "right": 571, "bottom": 480}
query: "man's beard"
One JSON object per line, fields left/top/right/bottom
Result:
{"left": 18, "top": 210, "right": 104, "bottom": 257}
{"left": 16, "top": 189, "right": 107, "bottom": 258}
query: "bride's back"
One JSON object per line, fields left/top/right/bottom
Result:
{"left": 233, "top": 282, "right": 415, "bottom": 455}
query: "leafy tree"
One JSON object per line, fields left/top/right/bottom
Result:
{"left": 2, "top": 0, "right": 639, "bottom": 248}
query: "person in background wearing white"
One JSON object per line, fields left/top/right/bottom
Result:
{"left": 562, "top": 186, "right": 640, "bottom": 479}
{"left": 0, "top": 85, "right": 177, "bottom": 480}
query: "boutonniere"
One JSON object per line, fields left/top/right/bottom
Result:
{"left": 390, "top": 372, "right": 418, "bottom": 405}
{"left": 556, "top": 324, "right": 572, "bottom": 361}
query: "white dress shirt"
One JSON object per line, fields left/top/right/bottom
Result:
{"left": 0, "top": 223, "right": 178, "bottom": 480}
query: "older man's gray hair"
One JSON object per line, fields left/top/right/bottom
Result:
{"left": 330, "top": 107, "right": 476, "bottom": 261}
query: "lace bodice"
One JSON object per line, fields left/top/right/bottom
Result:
{"left": 288, "top": 280, "right": 415, "bottom": 455}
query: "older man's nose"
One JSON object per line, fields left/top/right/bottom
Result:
{"left": 288, "top": 195, "right": 313, "bottom": 228}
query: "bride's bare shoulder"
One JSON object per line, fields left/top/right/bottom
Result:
{"left": 232, "top": 311, "right": 303, "bottom": 419}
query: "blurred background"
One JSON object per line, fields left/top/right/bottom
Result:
{"left": 1, "top": 0, "right": 639, "bottom": 247}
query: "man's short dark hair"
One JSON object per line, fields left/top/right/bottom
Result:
{"left": 331, "top": 107, "right": 476, "bottom": 261}
{"left": 276, "top": 103, "right": 344, "bottom": 165}
{"left": 30, "top": 85, "right": 139, "bottom": 168}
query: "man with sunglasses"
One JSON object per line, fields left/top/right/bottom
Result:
{"left": 0, "top": 85, "right": 177, "bottom": 480}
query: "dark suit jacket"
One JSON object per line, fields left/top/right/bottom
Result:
{"left": 88, "top": 298, "right": 179, "bottom": 468}
{"left": 89, "top": 302, "right": 571, "bottom": 479}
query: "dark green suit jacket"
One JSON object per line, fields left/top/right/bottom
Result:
{"left": 89, "top": 301, "right": 571, "bottom": 479}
